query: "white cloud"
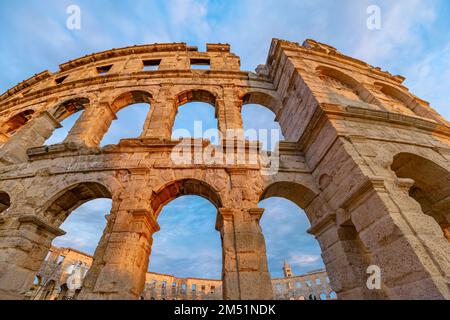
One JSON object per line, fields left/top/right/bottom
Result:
{"left": 403, "top": 44, "right": 450, "bottom": 119}
{"left": 164, "top": 0, "right": 210, "bottom": 39}
{"left": 289, "top": 254, "right": 321, "bottom": 267}
{"left": 352, "top": 0, "right": 438, "bottom": 64}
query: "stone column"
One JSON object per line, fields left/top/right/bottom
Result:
{"left": 217, "top": 88, "right": 244, "bottom": 135}
{"left": 347, "top": 178, "right": 450, "bottom": 299}
{"left": 309, "top": 213, "right": 387, "bottom": 300}
{"left": 141, "top": 88, "right": 176, "bottom": 140}
{"left": 216, "top": 207, "right": 273, "bottom": 300}
{"left": 63, "top": 102, "right": 117, "bottom": 147}
{"left": 78, "top": 209, "right": 159, "bottom": 300}
{"left": 0, "top": 111, "right": 61, "bottom": 164}
{"left": 0, "top": 214, "right": 65, "bottom": 299}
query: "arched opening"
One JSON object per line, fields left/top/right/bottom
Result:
{"left": 58, "top": 284, "right": 69, "bottom": 300}
{"left": 391, "top": 153, "right": 450, "bottom": 241}
{"left": 1, "top": 109, "right": 35, "bottom": 136}
{"left": 0, "top": 191, "right": 11, "bottom": 214}
{"left": 172, "top": 90, "right": 219, "bottom": 143}
{"left": 45, "top": 98, "right": 89, "bottom": 145}
{"left": 259, "top": 182, "right": 332, "bottom": 300}
{"left": 242, "top": 92, "right": 280, "bottom": 114}
{"left": 30, "top": 182, "right": 112, "bottom": 300}
{"left": 316, "top": 66, "right": 374, "bottom": 107}
{"left": 373, "top": 82, "right": 417, "bottom": 116}
{"left": 101, "top": 91, "right": 151, "bottom": 146}
{"left": 241, "top": 92, "right": 284, "bottom": 151}
{"left": 42, "top": 182, "right": 112, "bottom": 226}
{"left": 41, "top": 280, "right": 56, "bottom": 300}
{"left": 145, "top": 179, "right": 223, "bottom": 300}
{"left": 150, "top": 179, "right": 222, "bottom": 216}
{"left": 316, "top": 66, "right": 360, "bottom": 91}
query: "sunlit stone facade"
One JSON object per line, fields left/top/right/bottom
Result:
{"left": 0, "top": 39, "right": 449, "bottom": 300}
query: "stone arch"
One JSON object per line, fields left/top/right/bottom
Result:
{"left": 44, "top": 97, "right": 91, "bottom": 145}
{"left": 147, "top": 178, "right": 224, "bottom": 298}
{"left": 150, "top": 178, "right": 223, "bottom": 217}
{"left": 375, "top": 82, "right": 412, "bottom": 106}
{"left": 40, "top": 181, "right": 112, "bottom": 226}
{"left": 170, "top": 89, "right": 219, "bottom": 139}
{"left": 97, "top": 90, "right": 153, "bottom": 144}
{"left": 1, "top": 109, "right": 35, "bottom": 135}
{"left": 51, "top": 97, "right": 90, "bottom": 122}
{"left": 260, "top": 181, "right": 318, "bottom": 213}
{"left": 258, "top": 181, "right": 338, "bottom": 297}
{"left": 317, "top": 66, "right": 361, "bottom": 89}
{"left": 240, "top": 90, "right": 285, "bottom": 147}
{"left": 316, "top": 66, "right": 377, "bottom": 106}
{"left": 241, "top": 90, "right": 281, "bottom": 115}
{"left": 391, "top": 152, "right": 450, "bottom": 241}
{"left": 308, "top": 293, "right": 318, "bottom": 300}
{"left": 373, "top": 81, "right": 420, "bottom": 116}
{"left": 175, "top": 89, "right": 217, "bottom": 109}
{"left": 111, "top": 90, "right": 153, "bottom": 113}
{"left": 0, "top": 191, "right": 11, "bottom": 214}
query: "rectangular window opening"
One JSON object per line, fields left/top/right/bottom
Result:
{"left": 190, "top": 58, "right": 210, "bottom": 70}
{"left": 55, "top": 76, "right": 68, "bottom": 85}
{"left": 97, "top": 65, "right": 113, "bottom": 76}
{"left": 143, "top": 59, "right": 161, "bottom": 71}
{"left": 57, "top": 255, "right": 65, "bottom": 264}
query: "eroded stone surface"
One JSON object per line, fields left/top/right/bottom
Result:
{"left": 0, "top": 39, "right": 448, "bottom": 300}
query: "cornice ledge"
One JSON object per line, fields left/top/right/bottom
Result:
{"left": 18, "top": 215, "right": 66, "bottom": 237}
{"left": 340, "top": 176, "right": 386, "bottom": 211}
{"left": 130, "top": 209, "right": 160, "bottom": 234}
{"left": 307, "top": 212, "right": 336, "bottom": 236}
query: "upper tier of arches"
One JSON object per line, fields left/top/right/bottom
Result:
{"left": 0, "top": 40, "right": 447, "bottom": 151}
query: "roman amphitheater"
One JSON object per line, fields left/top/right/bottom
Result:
{"left": 0, "top": 39, "right": 448, "bottom": 300}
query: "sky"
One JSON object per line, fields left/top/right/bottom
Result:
{"left": 2, "top": 0, "right": 450, "bottom": 280}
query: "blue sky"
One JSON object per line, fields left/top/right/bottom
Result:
{"left": 2, "top": 0, "right": 450, "bottom": 279}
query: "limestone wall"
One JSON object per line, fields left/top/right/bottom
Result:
{"left": 0, "top": 39, "right": 448, "bottom": 300}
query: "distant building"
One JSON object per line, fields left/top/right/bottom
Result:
{"left": 27, "top": 247, "right": 336, "bottom": 300}
{"left": 283, "top": 260, "right": 293, "bottom": 278}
